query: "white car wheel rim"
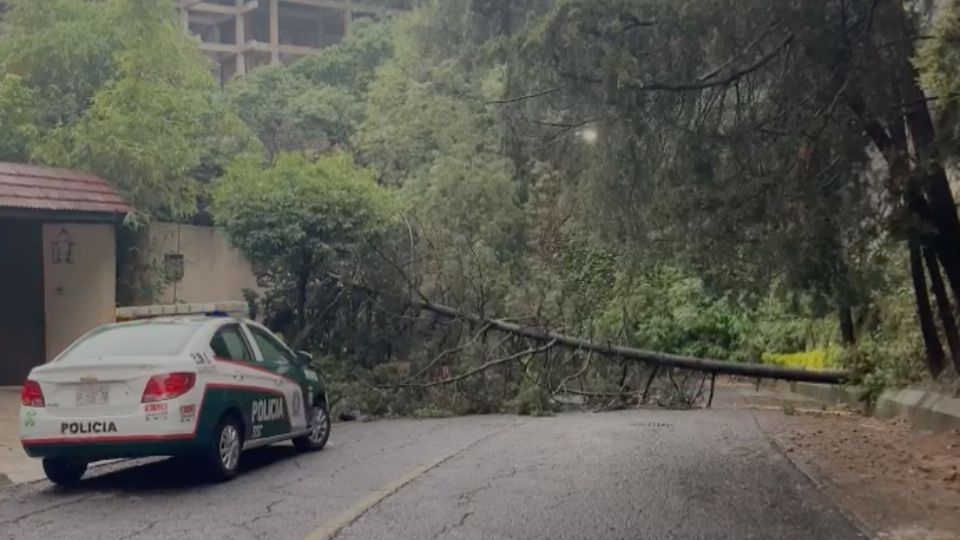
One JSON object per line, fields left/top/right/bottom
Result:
{"left": 309, "top": 407, "right": 327, "bottom": 444}
{"left": 219, "top": 425, "right": 240, "bottom": 470}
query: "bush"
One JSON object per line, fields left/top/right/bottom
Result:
{"left": 504, "top": 376, "right": 556, "bottom": 416}
{"left": 840, "top": 334, "right": 926, "bottom": 406}
{"left": 594, "top": 267, "right": 753, "bottom": 361}
{"left": 762, "top": 348, "right": 840, "bottom": 371}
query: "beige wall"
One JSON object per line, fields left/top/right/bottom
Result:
{"left": 42, "top": 223, "right": 117, "bottom": 361}
{"left": 147, "top": 223, "right": 259, "bottom": 305}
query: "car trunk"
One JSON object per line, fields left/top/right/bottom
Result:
{"left": 32, "top": 357, "right": 189, "bottom": 418}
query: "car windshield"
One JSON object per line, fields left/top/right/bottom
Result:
{"left": 55, "top": 322, "right": 199, "bottom": 363}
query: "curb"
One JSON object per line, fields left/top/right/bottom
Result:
{"left": 766, "top": 432, "right": 876, "bottom": 539}
{"left": 786, "top": 382, "right": 960, "bottom": 434}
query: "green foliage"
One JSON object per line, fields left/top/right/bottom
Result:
{"left": 290, "top": 19, "right": 394, "bottom": 92}
{"left": 412, "top": 406, "right": 455, "bottom": 419}
{"left": 0, "top": 0, "right": 118, "bottom": 126}
{"left": 354, "top": 0, "right": 507, "bottom": 186}
{"left": 915, "top": 0, "right": 960, "bottom": 158}
{"left": 839, "top": 279, "right": 928, "bottom": 404}
{"left": 0, "top": 74, "right": 37, "bottom": 161}
{"left": 556, "top": 237, "right": 617, "bottom": 324}
{"left": 228, "top": 66, "right": 361, "bottom": 159}
{"left": 212, "top": 151, "right": 394, "bottom": 351}
{"left": 506, "top": 376, "right": 554, "bottom": 416}
{"left": 315, "top": 0, "right": 938, "bottom": 415}
{"left": 205, "top": 0, "right": 959, "bottom": 416}
{"left": 594, "top": 267, "right": 753, "bottom": 361}
{"left": 0, "top": 0, "right": 256, "bottom": 222}
{"left": 228, "top": 20, "right": 394, "bottom": 159}
{"left": 841, "top": 335, "right": 926, "bottom": 406}
{"left": 762, "top": 349, "right": 839, "bottom": 372}
{"left": 212, "top": 152, "right": 394, "bottom": 288}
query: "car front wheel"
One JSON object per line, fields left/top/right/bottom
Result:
{"left": 42, "top": 458, "right": 87, "bottom": 487}
{"left": 294, "top": 403, "right": 330, "bottom": 452}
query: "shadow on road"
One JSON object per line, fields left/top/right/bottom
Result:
{"left": 46, "top": 444, "right": 304, "bottom": 494}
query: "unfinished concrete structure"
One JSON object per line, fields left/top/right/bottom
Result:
{"left": 177, "top": 1, "right": 405, "bottom": 81}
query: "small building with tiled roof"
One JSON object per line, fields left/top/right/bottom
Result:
{"left": 0, "top": 162, "right": 133, "bottom": 220}
{"left": 0, "top": 162, "right": 131, "bottom": 385}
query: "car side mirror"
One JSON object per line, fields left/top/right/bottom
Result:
{"left": 296, "top": 350, "right": 313, "bottom": 367}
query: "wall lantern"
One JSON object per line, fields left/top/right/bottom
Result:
{"left": 51, "top": 228, "right": 75, "bottom": 265}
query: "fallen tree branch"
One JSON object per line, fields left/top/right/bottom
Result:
{"left": 708, "top": 373, "right": 717, "bottom": 408}
{"left": 382, "top": 340, "right": 558, "bottom": 388}
{"left": 640, "top": 365, "right": 660, "bottom": 404}
{"left": 552, "top": 350, "right": 593, "bottom": 395}
{"left": 403, "top": 322, "right": 493, "bottom": 383}
{"left": 694, "top": 373, "right": 708, "bottom": 402}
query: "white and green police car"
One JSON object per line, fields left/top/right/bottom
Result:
{"left": 19, "top": 315, "right": 330, "bottom": 486}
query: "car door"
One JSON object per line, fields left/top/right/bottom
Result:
{"left": 209, "top": 323, "right": 282, "bottom": 441}
{"left": 243, "top": 324, "right": 309, "bottom": 434}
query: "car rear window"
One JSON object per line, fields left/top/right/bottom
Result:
{"left": 56, "top": 322, "right": 200, "bottom": 363}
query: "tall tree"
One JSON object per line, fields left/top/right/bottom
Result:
{"left": 0, "top": 0, "right": 255, "bottom": 222}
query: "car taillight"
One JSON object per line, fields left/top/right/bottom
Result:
{"left": 21, "top": 380, "right": 45, "bottom": 407}
{"left": 141, "top": 373, "right": 196, "bottom": 403}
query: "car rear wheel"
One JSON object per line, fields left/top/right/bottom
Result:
{"left": 42, "top": 458, "right": 87, "bottom": 487}
{"left": 294, "top": 403, "right": 330, "bottom": 452}
{"left": 205, "top": 415, "right": 243, "bottom": 482}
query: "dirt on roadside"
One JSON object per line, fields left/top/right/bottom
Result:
{"left": 740, "top": 388, "right": 960, "bottom": 540}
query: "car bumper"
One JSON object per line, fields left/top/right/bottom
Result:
{"left": 20, "top": 401, "right": 203, "bottom": 460}
{"left": 21, "top": 438, "right": 203, "bottom": 460}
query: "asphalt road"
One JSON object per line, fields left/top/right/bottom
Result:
{"left": 0, "top": 392, "right": 862, "bottom": 540}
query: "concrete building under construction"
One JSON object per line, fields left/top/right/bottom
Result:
{"left": 0, "top": 1, "right": 408, "bottom": 80}
{"left": 177, "top": 1, "right": 407, "bottom": 81}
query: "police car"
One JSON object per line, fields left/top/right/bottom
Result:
{"left": 19, "top": 315, "right": 330, "bottom": 486}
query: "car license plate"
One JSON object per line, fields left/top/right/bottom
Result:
{"left": 75, "top": 386, "right": 109, "bottom": 406}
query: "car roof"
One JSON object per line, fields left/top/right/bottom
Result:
{"left": 103, "top": 315, "right": 252, "bottom": 332}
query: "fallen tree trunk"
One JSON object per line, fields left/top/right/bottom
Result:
{"left": 409, "top": 300, "right": 848, "bottom": 385}
{"left": 330, "top": 274, "right": 849, "bottom": 385}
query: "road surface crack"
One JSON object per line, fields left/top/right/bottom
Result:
{"left": 432, "top": 511, "right": 473, "bottom": 539}
{"left": 117, "top": 519, "right": 160, "bottom": 540}
{"left": 238, "top": 496, "right": 286, "bottom": 533}
{"left": 456, "top": 465, "right": 531, "bottom": 507}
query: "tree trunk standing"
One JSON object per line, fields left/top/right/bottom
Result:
{"left": 295, "top": 252, "right": 312, "bottom": 336}
{"left": 924, "top": 249, "right": 960, "bottom": 373}
{"left": 904, "top": 106, "right": 960, "bottom": 301}
{"left": 838, "top": 305, "right": 856, "bottom": 345}
{"left": 833, "top": 257, "right": 857, "bottom": 345}
{"left": 886, "top": 0, "right": 960, "bottom": 302}
{"left": 852, "top": 1, "right": 960, "bottom": 374}
{"left": 910, "top": 241, "right": 946, "bottom": 377}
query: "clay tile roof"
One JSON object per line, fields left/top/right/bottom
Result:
{"left": 0, "top": 162, "right": 133, "bottom": 216}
